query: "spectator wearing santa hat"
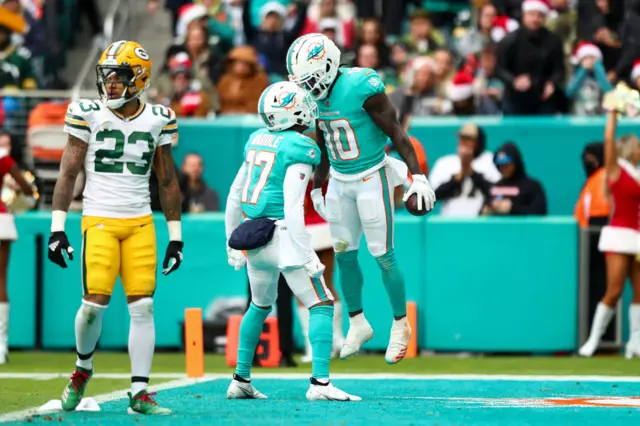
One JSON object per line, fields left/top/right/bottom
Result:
{"left": 456, "top": 2, "right": 499, "bottom": 58}
{"left": 490, "top": 15, "right": 519, "bottom": 44}
{"left": 447, "top": 71, "right": 477, "bottom": 115}
{"left": 496, "top": 0, "right": 566, "bottom": 115}
{"left": 566, "top": 41, "right": 612, "bottom": 115}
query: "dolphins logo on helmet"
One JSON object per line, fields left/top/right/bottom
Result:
{"left": 274, "top": 91, "right": 297, "bottom": 110}
{"left": 306, "top": 40, "right": 326, "bottom": 62}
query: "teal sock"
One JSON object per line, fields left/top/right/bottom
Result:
{"left": 376, "top": 250, "right": 407, "bottom": 317}
{"left": 309, "top": 305, "right": 334, "bottom": 380}
{"left": 335, "top": 250, "right": 364, "bottom": 314}
{"left": 235, "top": 302, "right": 271, "bottom": 379}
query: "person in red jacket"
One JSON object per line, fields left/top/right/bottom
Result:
{"left": 297, "top": 176, "right": 345, "bottom": 363}
{"left": 0, "top": 136, "right": 34, "bottom": 364}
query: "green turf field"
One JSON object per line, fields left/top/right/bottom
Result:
{"left": 1, "top": 351, "right": 640, "bottom": 417}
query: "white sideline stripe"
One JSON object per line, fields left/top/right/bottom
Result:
{"left": 3, "top": 373, "right": 640, "bottom": 422}
{"left": 0, "top": 376, "right": 217, "bottom": 423}
{"left": 2, "top": 372, "right": 640, "bottom": 382}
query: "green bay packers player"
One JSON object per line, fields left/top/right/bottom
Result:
{"left": 47, "top": 40, "right": 184, "bottom": 415}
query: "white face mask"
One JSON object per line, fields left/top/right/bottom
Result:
{"left": 0, "top": 147, "right": 8, "bottom": 158}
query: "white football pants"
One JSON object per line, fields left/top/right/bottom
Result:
{"left": 325, "top": 166, "right": 398, "bottom": 257}
{"left": 246, "top": 224, "right": 334, "bottom": 308}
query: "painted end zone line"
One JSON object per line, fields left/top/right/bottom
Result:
{"left": 3, "top": 373, "right": 640, "bottom": 382}
{"left": 3, "top": 373, "right": 640, "bottom": 423}
{"left": 0, "top": 376, "right": 217, "bottom": 424}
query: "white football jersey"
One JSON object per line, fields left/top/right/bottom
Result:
{"left": 63, "top": 99, "right": 177, "bottom": 218}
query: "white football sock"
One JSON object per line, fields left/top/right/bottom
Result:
{"left": 128, "top": 298, "right": 155, "bottom": 394}
{"left": 75, "top": 300, "right": 106, "bottom": 370}
{"left": 0, "top": 302, "right": 8, "bottom": 353}
{"left": 333, "top": 301, "right": 345, "bottom": 342}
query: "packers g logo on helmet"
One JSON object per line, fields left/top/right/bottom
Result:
{"left": 96, "top": 40, "right": 152, "bottom": 109}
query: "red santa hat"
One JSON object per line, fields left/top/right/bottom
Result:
{"left": 522, "top": 0, "right": 551, "bottom": 14}
{"left": 571, "top": 42, "right": 602, "bottom": 65}
{"left": 448, "top": 72, "right": 475, "bottom": 102}
{"left": 491, "top": 15, "right": 519, "bottom": 42}
{"left": 631, "top": 60, "right": 640, "bottom": 82}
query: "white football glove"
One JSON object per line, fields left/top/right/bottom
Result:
{"left": 310, "top": 188, "right": 327, "bottom": 221}
{"left": 402, "top": 174, "right": 436, "bottom": 212}
{"left": 304, "top": 253, "right": 325, "bottom": 279}
{"left": 227, "top": 248, "right": 246, "bottom": 271}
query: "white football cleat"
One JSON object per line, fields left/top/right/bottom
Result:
{"left": 339, "top": 314, "right": 373, "bottom": 360}
{"left": 226, "top": 377, "right": 267, "bottom": 399}
{"left": 306, "top": 382, "right": 361, "bottom": 401}
{"left": 385, "top": 317, "right": 411, "bottom": 364}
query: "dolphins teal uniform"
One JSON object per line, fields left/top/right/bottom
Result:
{"left": 241, "top": 128, "right": 320, "bottom": 219}
{"left": 316, "top": 67, "right": 387, "bottom": 175}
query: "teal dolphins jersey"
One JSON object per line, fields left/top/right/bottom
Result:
{"left": 240, "top": 128, "right": 320, "bottom": 220}
{"left": 316, "top": 67, "right": 388, "bottom": 175}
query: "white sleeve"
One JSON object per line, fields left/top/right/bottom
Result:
{"left": 157, "top": 108, "right": 178, "bottom": 147}
{"left": 283, "top": 163, "right": 314, "bottom": 263}
{"left": 225, "top": 163, "right": 247, "bottom": 241}
{"left": 63, "top": 101, "right": 91, "bottom": 143}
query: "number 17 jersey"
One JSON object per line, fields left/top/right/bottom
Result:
{"left": 316, "top": 67, "right": 388, "bottom": 178}
{"left": 63, "top": 99, "right": 177, "bottom": 218}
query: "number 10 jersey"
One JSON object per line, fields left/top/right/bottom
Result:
{"left": 63, "top": 99, "right": 177, "bottom": 218}
{"left": 316, "top": 67, "right": 388, "bottom": 180}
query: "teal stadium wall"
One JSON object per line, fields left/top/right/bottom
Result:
{"left": 10, "top": 116, "right": 630, "bottom": 352}
{"left": 173, "top": 115, "right": 638, "bottom": 215}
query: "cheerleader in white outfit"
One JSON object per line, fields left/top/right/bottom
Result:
{"left": 579, "top": 100, "right": 640, "bottom": 358}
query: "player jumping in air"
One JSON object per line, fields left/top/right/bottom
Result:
{"left": 48, "top": 40, "right": 184, "bottom": 414}
{"left": 225, "top": 81, "right": 360, "bottom": 401}
{"left": 287, "top": 34, "right": 437, "bottom": 364}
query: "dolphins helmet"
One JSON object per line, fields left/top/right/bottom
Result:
{"left": 257, "top": 81, "right": 317, "bottom": 132}
{"left": 286, "top": 33, "right": 341, "bottom": 101}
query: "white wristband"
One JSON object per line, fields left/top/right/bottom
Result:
{"left": 51, "top": 210, "right": 67, "bottom": 232}
{"left": 167, "top": 220, "right": 182, "bottom": 242}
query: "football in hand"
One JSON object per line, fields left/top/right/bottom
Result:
{"left": 404, "top": 193, "right": 430, "bottom": 216}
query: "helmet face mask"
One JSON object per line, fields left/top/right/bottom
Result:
{"left": 96, "top": 41, "right": 152, "bottom": 109}
{"left": 258, "top": 82, "right": 318, "bottom": 132}
{"left": 96, "top": 65, "right": 137, "bottom": 109}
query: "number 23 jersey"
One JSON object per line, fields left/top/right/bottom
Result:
{"left": 63, "top": 99, "right": 178, "bottom": 218}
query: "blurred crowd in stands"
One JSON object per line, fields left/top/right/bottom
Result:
{"left": 2, "top": 0, "right": 638, "bottom": 218}
{"left": 144, "top": 0, "right": 639, "bottom": 118}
